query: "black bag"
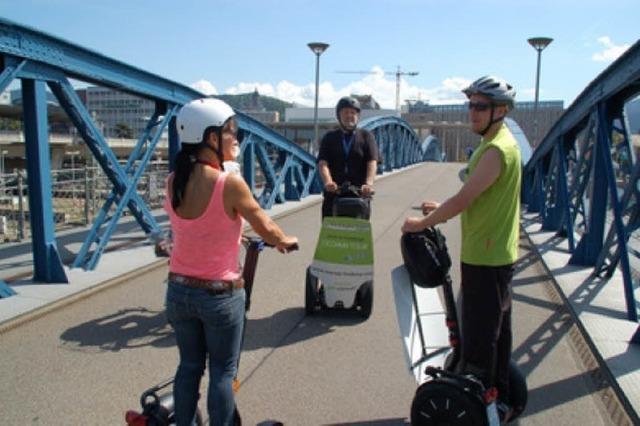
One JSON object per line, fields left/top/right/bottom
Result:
{"left": 400, "top": 227, "right": 452, "bottom": 288}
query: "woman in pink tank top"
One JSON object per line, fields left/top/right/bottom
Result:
{"left": 165, "top": 98, "right": 298, "bottom": 426}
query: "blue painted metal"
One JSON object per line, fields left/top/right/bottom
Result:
{"left": 74, "top": 105, "right": 179, "bottom": 270}
{"left": 555, "top": 139, "right": 574, "bottom": 248}
{"left": 526, "top": 163, "right": 543, "bottom": 213}
{"left": 0, "top": 18, "right": 203, "bottom": 104}
{"left": 168, "top": 117, "right": 179, "bottom": 173}
{"left": 0, "top": 18, "right": 428, "bottom": 278}
{"left": 48, "top": 80, "right": 162, "bottom": 269}
{"left": 524, "top": 38, "right": 640, "bottom": 322}
{"left": 0, "top": 58, "right": 26, "bottom": 93}
{"left": 21, "top": 79, "right": 68, "bottom": 283}
{"left": 591, "top": 102, "right": 637, "bottom": 321}
{"left": 359, "top": 116, "right": 422, "bottom": 171}
{"left": 0, "top": 280, "right": 17, "bottom": 298}
{"left": 569, "top": 104, "right": 611, "bottom": 267}
{"left": 541, "top": 143, "right": 563, "bottom": 231}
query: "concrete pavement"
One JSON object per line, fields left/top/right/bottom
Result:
{"left": 0, "top": 162, "right": 637, "bottom": 425}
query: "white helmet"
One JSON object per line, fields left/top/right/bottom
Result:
{"left": 177, "top": 98, "right": 235, "bottom": 144}
{"left": 462, "top": 75, "right": 516, "bottom": 110}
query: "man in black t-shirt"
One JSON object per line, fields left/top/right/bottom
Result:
{"left": 317, "top": 96, "right": 379, "bottom": 218}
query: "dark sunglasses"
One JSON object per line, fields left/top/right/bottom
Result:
{"left": 467, "top": 101, "right": 492, "bottom": 112}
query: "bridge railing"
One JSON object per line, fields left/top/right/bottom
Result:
{"left": 0, "top": 19, "right": 428, "bottom": 287}
{"left": 0, "top": 18, "right": 324, "bottom": 281}
{"left": 359, "top": 115, "right": 425, "bottom": 171}
{"left": 522, "top": 38, "right": 640, "bottom": 324}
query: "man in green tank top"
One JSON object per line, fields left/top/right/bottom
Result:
{"left": 402, "top": 75, "right": 521, "bottom": 420}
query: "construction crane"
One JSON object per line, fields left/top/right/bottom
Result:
{"left": 336, "top": 66, "right": 419, "bottom": 113}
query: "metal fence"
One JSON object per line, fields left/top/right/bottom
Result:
{"left": 0, "top": 161, "right": 169, "bottom": 244}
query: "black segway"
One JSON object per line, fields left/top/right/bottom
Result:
{"left": 127, "top": 237, "right": 295, "bottom": 425}
{"left": 305, "top": 182, "right": 374, "bottom": 318}
{"left": 400, "top": 228, "right": 527, "bottom": 425}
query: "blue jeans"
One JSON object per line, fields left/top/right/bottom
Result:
{"left": 165, "top": 281, "right": 246, "bottom": 426}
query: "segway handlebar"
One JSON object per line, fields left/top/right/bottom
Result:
{"left": 335, "top": 181, "right": 375, "bottom": 198}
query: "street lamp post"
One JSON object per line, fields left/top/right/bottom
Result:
{"left": 308, "top": 42, "right": 329, "bottom": 154}
{"left": 528, "top": 37, "right": 553, "bottom": 147}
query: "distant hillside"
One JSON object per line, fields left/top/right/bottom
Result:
{"left": 214, "top": 92, "right": 292, "bottom": 121}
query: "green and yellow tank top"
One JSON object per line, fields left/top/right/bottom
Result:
{"left": 461, "top": 124, "right": 521, "bottom": 266}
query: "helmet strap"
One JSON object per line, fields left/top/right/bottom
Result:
{"left": 479, "top": 105, "right": 504, "bottom": 136}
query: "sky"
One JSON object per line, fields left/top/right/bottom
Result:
{"left": 1, "top": 0, "right": 638, "bottom": 109}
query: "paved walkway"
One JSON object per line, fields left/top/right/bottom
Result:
{"left": 0, "top": 162, "right": 638, "bottom": 424}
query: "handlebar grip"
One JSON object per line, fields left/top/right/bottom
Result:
{"left": 266, "top": 242, "right": 299, "bottom": 251}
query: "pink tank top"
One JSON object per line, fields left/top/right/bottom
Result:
{"left": 165, "top": 172, "right": 243, "bottom": 280}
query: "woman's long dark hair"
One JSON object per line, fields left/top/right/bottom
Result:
{"left": 171, "top": 118, "right": 236, "bottom": 210}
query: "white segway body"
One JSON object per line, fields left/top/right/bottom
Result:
{"left": 308, "top": 216, "right": 373, "bottom": 316}
{"left": 391, "top": 266, "right": 450, "bottom": 383}
{"left": 393, "top": 228, "right": 528, "bottom": 425}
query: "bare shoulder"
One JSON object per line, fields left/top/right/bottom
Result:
{"left": 479, "top": 147, "right": 502, "bottom": 164}
{"left": 224, "top": 171, "right": 246, "bottom": 188}
{"left": 222, "top": 171, "right": 251, "bottom": 197}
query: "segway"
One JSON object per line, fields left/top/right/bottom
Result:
{"left": 392, "top": 228, "right": 527, "bottom": 425}
{"left": 305, "top": 182, "right": 374, "bottom": 319}
{"left": 127, "top": 237, "right": 295, "bottom": 425}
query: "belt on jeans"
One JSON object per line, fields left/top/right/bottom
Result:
{"left": 168, "top": 272, "right": 244, "bottom": 294}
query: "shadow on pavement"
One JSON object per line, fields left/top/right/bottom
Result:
{"left": 59, "top": 306, "right": 364, "bottom": 353}
{"left": 323, "top": 418, "right": 409, "bottom": 425}
{"left": 243, "top": 307, "right": 364, "bottom": 351}
{"left": 59, "top": 307, "right": 174, "bottom": 352}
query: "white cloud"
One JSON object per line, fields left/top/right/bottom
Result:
{"left": 191, "top": 79, "right": 218, "bottom": 95}
{"left": 190, "top": 68, "right": 472, "bottom": 109}
{"left": 592, "top": 36, "right": 630, "bottom": 62}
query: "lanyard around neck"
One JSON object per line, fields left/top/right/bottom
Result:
{"left": 342, "top": 132, "right": 355, "bottom": 174}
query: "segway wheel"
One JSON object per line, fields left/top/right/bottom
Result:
{"left": 357, "top": 281, "right": 373, "bottom": 319}
{"left": 411, "top": 380, "right": 488, "bottom": 426}
{"left": 305, "top": 267, "right": 319, "bottom": 315}
{"left": 506, "top": 360, "right": 528, "bottom": 421}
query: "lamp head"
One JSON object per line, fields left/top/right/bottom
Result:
{"left": 528, "top": 37, "right": 553, "bottom": 52}
{"left": 307, "top": 42, "right": 329, "bottom": 55}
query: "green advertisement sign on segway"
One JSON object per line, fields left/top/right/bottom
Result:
{"left": 305, "top": 185, "right": 374, "bottom": 318}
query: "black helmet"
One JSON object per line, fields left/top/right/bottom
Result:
{"left": 335, "top": 96, "right": 361, "bottom": 120}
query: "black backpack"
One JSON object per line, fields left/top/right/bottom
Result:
{"left": 400, "top": 227, "right": 452, "bottom": 288}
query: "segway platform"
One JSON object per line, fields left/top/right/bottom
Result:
{"left": 391, "top": 265, "right": 450, "bottom": 383}
{"left": 307, "top": 216, "right": 373, "bottom": 316}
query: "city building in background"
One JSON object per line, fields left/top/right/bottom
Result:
{"left": 77, "top": 86, "right": 156, "bottom": 138}
{"left": 2, "top": 86, "right": 640, "bottom": 169}
{"left": 402, "top": 99, "right": 565, "bottom": 161}
{"left": 278, "top": 94, "right": 395, "bottom": 150}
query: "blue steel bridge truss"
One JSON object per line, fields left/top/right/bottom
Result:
{"left": 0, "top": 19, "right": 424, "bottom": 290}
{"left": 523, "top": 38, "right": 640, "bottom": 330}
